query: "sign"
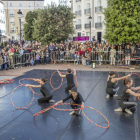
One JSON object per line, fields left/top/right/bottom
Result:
{"left": 73, "top": 36, "right": 89, "bottom": 41}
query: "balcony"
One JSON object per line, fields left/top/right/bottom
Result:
{"left": 10, "top": 14, "right": 14, "bottom": 17}
{"left": 10, "top": 30, "right": 15, "bottom": 33}
{"left": 75, "top": 10, "right": 81, "bottom": 16}
{"left": 84, "top": 8, "right": 91, "bottom": 15}
{"left": 95, "top": 6, "right": 103, "bottom": 13}
{"left": 76, "top": 0, "right": 81, "bottom": 2}
{"left": 95, "top": 22, "right": 102, "bottom": 28}
{"left": 76, "top": 24, "right": 81, "bottom": 29}
{"left": 10, "top": 22, "right": 15, "bottom": 25}
{"left": 85, "top": 23, "right": 90, "bottom": 29}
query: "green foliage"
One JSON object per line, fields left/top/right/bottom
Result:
{"left": 32, "top": 4, "right": 75, "bottom": 44}
{"left": 23, "top": 11, "right": 38, "bottom": 41}
{"left": 104, "top": 0, "right": 140, "bottom": 44}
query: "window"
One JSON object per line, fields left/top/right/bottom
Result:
{"left": 37, "top": 3, "right": 40, "bottom": 7}
{"left": 19, "top": 3, "right": 22, "bottom": 7}
{"left": 10, "top": 3, "right": 13, "bottom": 7}
{"left": 10, "top": 10, "right": 14, "bottom": 16}
{"left": 29, "top": 3, "right": 31, "bottom": 7}
{"left": 78, "top": 32, "right": 81, "bottom": 37}
{"left": 86, "top": 32, "right": 90, "bottom": 36}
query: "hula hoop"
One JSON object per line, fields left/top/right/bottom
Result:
{"left": 33, "top": 103, "right": 110, "bottom": 129}
{"left": 50, "top": 71, "right": 64, "bottom": 90}
{"left": 19, "top": 78, "right": 41, "bottom": 96}
{"left": 11, "top": 85, "right": 35, "bottom": 110}
{"left": 0, "top": 79, "right": 14, "bottom": 84}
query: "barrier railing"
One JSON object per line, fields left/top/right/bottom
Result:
{"left": 2, "top": 51, "right": 140, "bottom": 69}
{"left": 51, "top": 51, "right": 79, "bottom": 65}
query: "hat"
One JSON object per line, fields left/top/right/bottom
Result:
{"left": 71, "top": 87, "right": 77, "bottom": 92}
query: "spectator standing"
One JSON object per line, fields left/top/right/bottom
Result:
{"left": 110, "top": 46, "right": 116, "bottom": 65}
{"left": 125, "top": 45, "right": 131, "bottom": 65}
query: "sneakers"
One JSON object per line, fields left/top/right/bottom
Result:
{"left": 49, "top": 100, "right": 55, "bottom": 103}
{"left": 106, "top": 94, "right": 110, "bottom": 99}
{"left": 113, "top": 94, "right": 118, "bottom": 97}
{"left": 70, "top": 111, "right": 75, "bottom": 115}
{"left": 125, "top": 108, "right": 133, "bottom": 114}
{"left": 114, "top": 107, "right": 122, "bottom": 112}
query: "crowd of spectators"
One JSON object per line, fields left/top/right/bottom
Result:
{"left": 0, "top": 36, "right": 140, "bottom": 71}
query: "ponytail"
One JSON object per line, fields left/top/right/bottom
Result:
{"left": 41, "top": 78, "right": 47, "bottom": 83}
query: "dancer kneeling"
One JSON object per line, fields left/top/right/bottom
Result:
{"left": 55, "top": 87, "right": 84, "bottom": 116}
{"left": 114, "top": 77, "right": 140, "bottom": 114}
{"left": 106, "top": 71, "right": 131, "bottom": 98}
{"left": 26, "top": 78, "right": 54, "bottom": 103}
{"left": 58, "top": 68, "right": 76, "bottom": 93}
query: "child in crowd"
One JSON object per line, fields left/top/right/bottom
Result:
{"left": 36, "top": 53, "right": 40, "bottom": 65}
{"left": 0, "top": 55, "right": 3, "bottom": 71}
{"left": 86, "top": 56, "right": 90, "bottom": 65}
{"left": 30, "top": 57, "right": 35, "bottom": 66}
{"left": 82, "top": 55, "right": 86, "bottom": 65}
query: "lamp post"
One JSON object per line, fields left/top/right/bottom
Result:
{"left": 88, "top": 15, "right": 92, "bottom": 41}
{"left": 17, "top": 9, "right": 22, "bottom": 43}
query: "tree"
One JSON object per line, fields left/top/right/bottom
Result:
{"left": 104, "top": 0, "right": 140, "bottom": 44}
{"left": 24, "top": 11, "right": 38, "bottom": 41}
{"left": 33, "top": 4, "right": 75, "bottom": 44}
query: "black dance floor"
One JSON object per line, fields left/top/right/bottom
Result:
{"left": 0, "top": 70, "right": 139, "bottom": 140}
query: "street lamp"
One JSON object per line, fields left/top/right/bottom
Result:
{"left": 88, "top": 15, "right": 92, "bottom": 41}
{"left": 17, "top": 9, "right": 22, "bottom": 43}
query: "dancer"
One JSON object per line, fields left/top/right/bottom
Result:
{"left": 106, "top": 71, "right": 131, "bottom": 98}
{"left": 58, "top": 68, "right": 76, "bottom": 92}
{"left": 114, "top": 77, "right": 140, "bottom": 114}
{"left": 26, "top": 78, "right": 54, "bottom": 103}
{"left": 55, "top": 87, "right": 84, "bottom": 116}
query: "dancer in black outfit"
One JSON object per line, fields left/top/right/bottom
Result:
{"left": 55, "top": 87, "right": 84, "bottom": 116}
{"left": 106, "top": 71, "right": 131, "bottom": 98}
{"left": 58, "top": 68, "right": 76, "bottom": 92}
{"left": 115, "top": 77, "right": 140, "bottom": 114}
{"left": 26, "top": 78, "right": 54, "bottom": 103}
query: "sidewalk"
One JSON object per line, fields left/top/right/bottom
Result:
{"left": 0, "top": 64, "right": 139, "bottom": 76}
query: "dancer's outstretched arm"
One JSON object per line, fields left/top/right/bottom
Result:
{"left": 57, "top": 70, "right": 66, "bottom": 78}
{"left": 25, "top": 84, "right": 41, "bottom": 88}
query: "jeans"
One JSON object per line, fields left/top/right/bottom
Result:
{"left": 70, "top": 54, "right": 74, "bottom": 59}
{"left": 46, "top": 58, "right": 49, "bottom": 64}
{"left": 4, "top": 63, "right": 8, "bottom": 70}
{"left": 75, "top": 55, "right": 79, "bottom": 64}
{"left": 36, "top": 60, "right": 40, "bottom": 64}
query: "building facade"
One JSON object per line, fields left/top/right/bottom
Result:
{"left": 72, "top": 0, "right": 107, "bottom": 42}
{"left": 3, "top": 0, "right": 44, "bottom": 41}
{"left": 0, "top": 1, "right": 6, "bottom": 42}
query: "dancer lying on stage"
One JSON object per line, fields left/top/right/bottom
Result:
{"left": 114, "top": 77, "right": 140, "bottom": 114}
{"left": 58, "top": 68, "right": 76, "bottom": 92}
{"left": 26, "top": 78, "right": 54, "bottom": 103}
{"left": 55, "top": 87, "right": 84, "bottom": 116}
{"left": 106, "top": 71, "right": 131, "bottom": 98}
